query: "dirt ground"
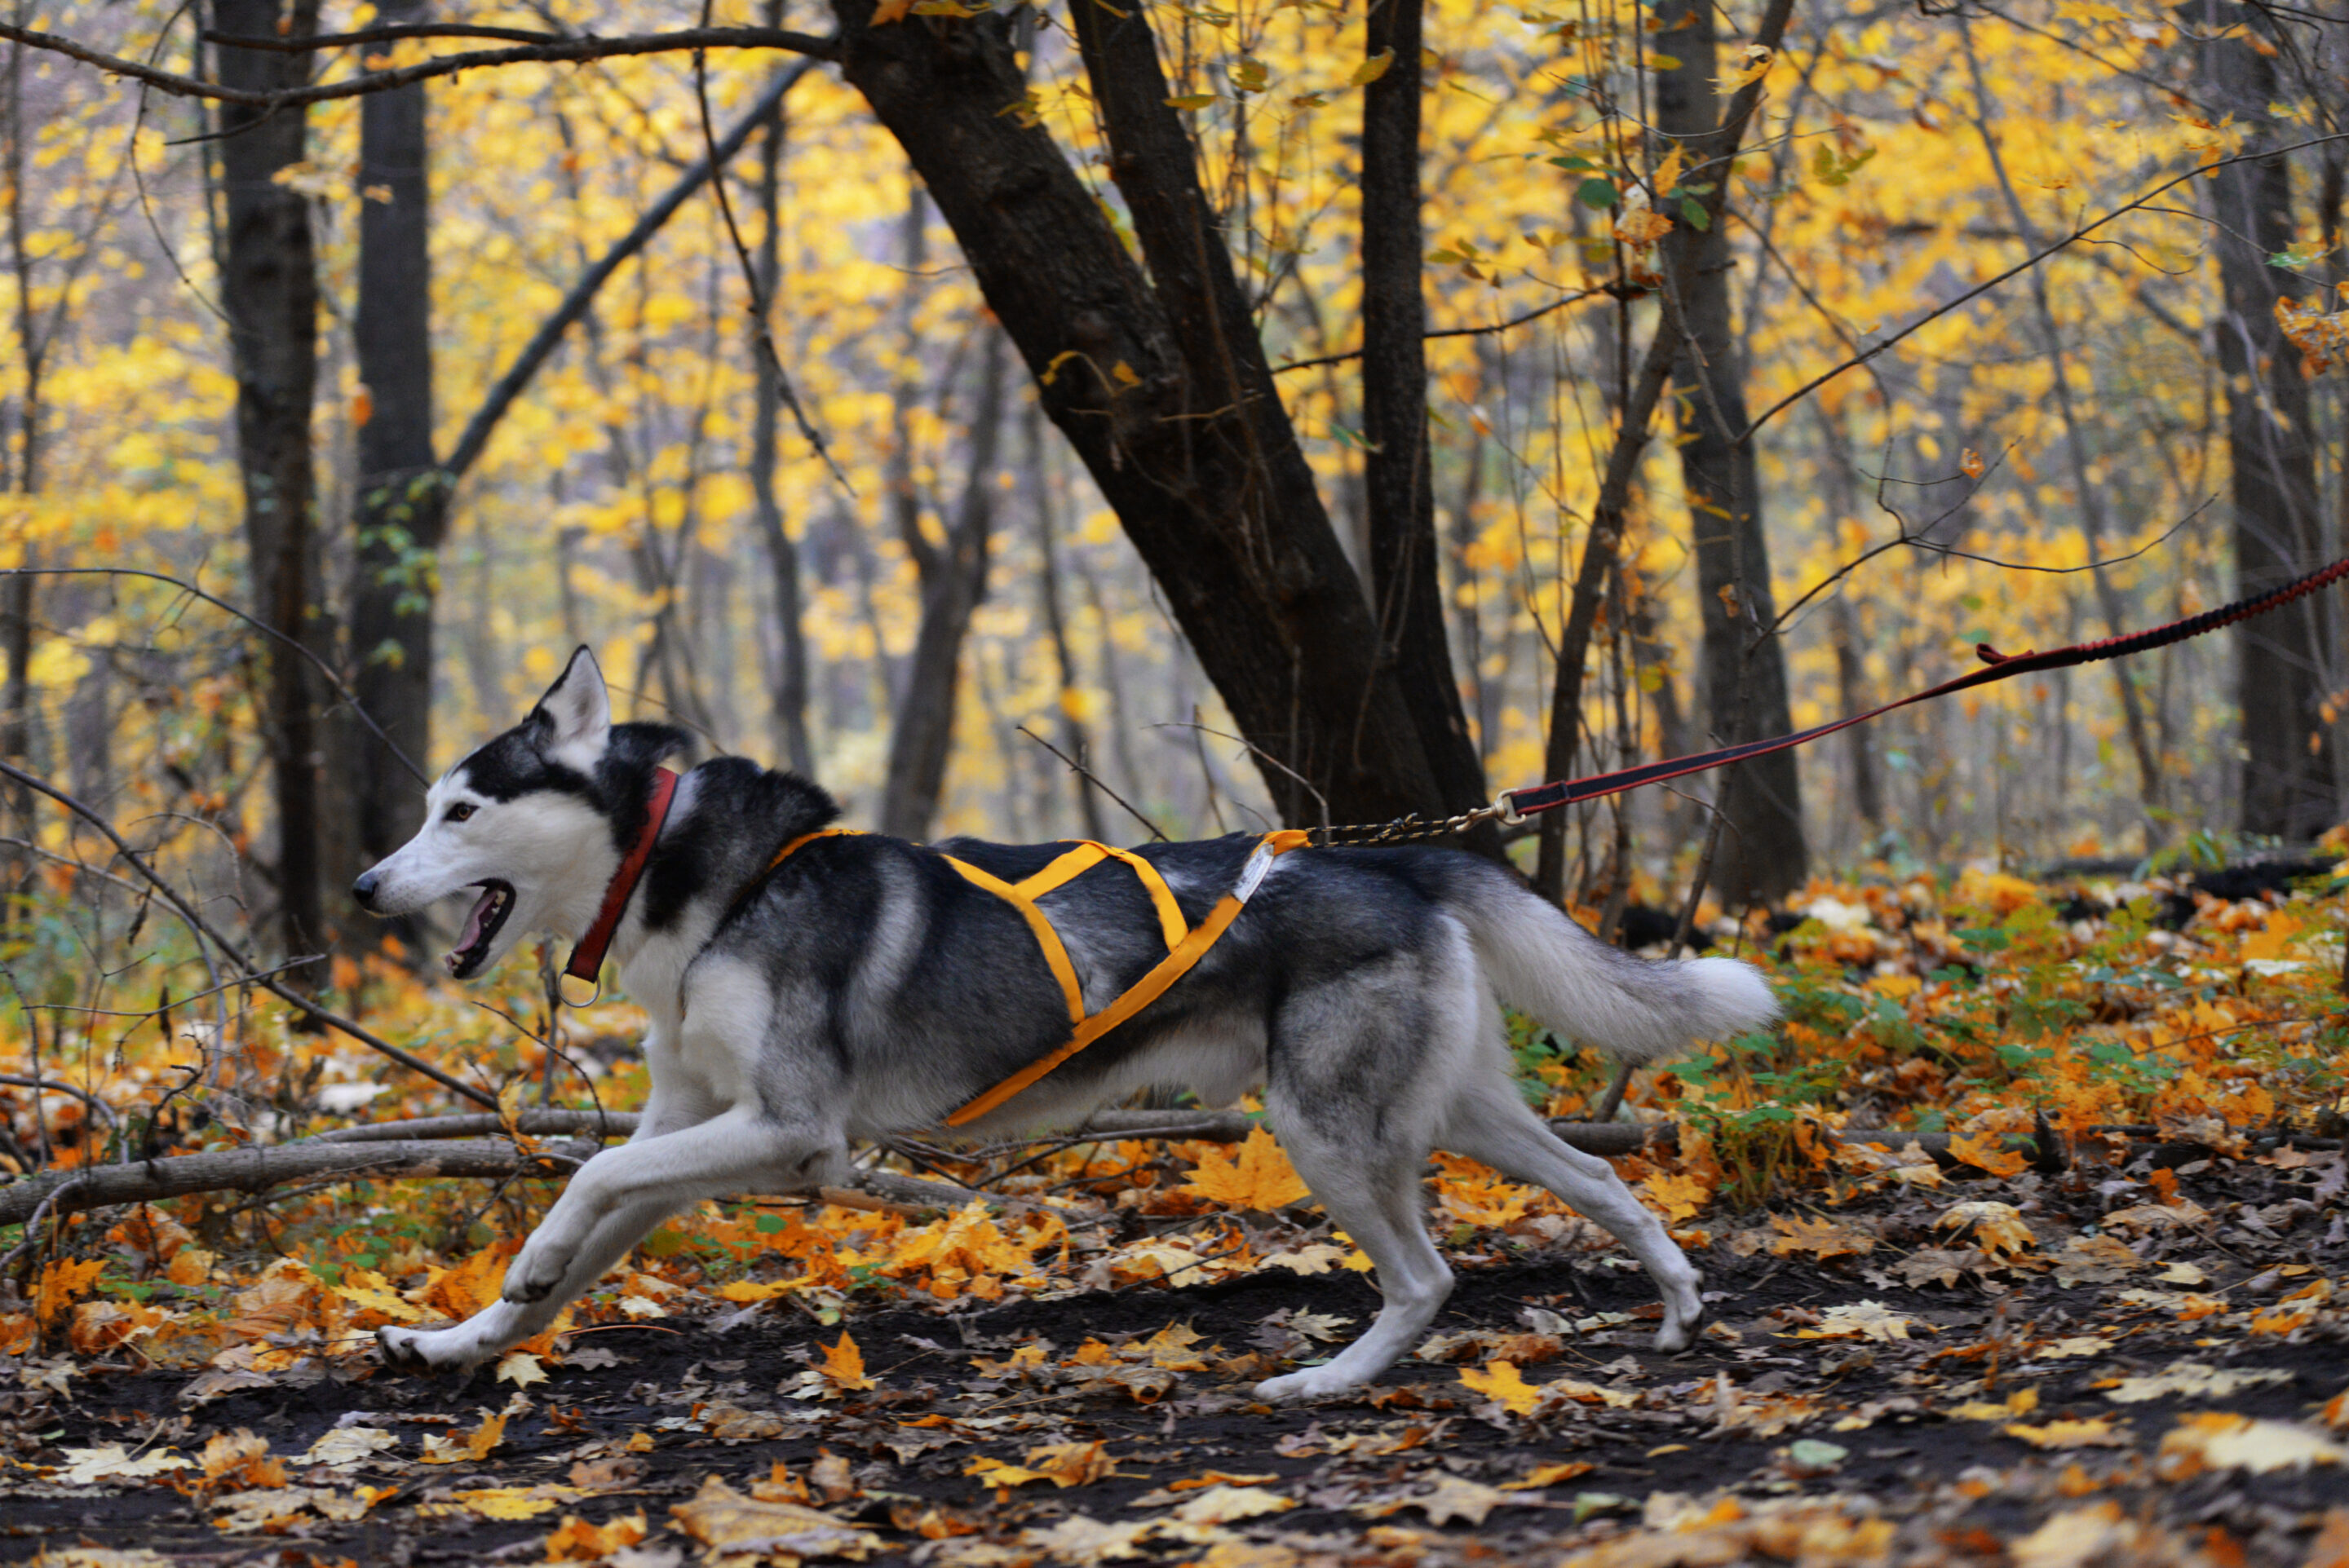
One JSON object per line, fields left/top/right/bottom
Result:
{"left": 3, "top": 1152, "right": 2344, "bottom": 1568}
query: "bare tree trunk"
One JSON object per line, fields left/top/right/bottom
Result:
{"left": 1028, "top": 401, "right": 1106, "bottom": 841}
{"left": 1, "top": 32, "right": 42, "bottom": 917}
{"left": 1652, "top": 0, "right": 1805, "bottom": 904}
{"left": 213, "top": 0, "right": 326, "bottom": 962}
{"left": 2194, "top": 0, "right": 2337, "bottom": 838}
{"left": 750, "top": 0, "right": 812, "bottom": 776}
{"left": 1360, "top": 0, "right": 1496, "bottom": 856}
{"left": 881, "top": 328, "right": 1007, "bottom": 840}
{"left": 347, "top": 0, "right": 441, "bottom": 929}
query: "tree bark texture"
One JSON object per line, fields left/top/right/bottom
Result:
{"left": 1360, "top": 0, "right": 1497, "bottom": 855}
{"left": 750, "top": 43, "right": 815, "bottom": 778}
{"left": 347, "top": 0, "right": 442, "bottom": 893}
{"left": 833, "top": 1, "right": 1486, "bottom": 844}
{"left": 1652, "top": 0, "right": 1807, "bottom": 904}
{"left": 213, "top": 0, "right": 326, "bottom": 961}
{"left": 2194, "top": 2, "right": 2337, "bottom": 838}
{"left": 881, "top": 326, "right": 1006, "bottom": 840}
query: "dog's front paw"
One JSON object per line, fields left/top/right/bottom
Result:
{"left": 1252, "top": 1367, "right": 1357, "bottom": 1405}
{"left": 378, "top": 1323, "right": 489, "bottom": 1372}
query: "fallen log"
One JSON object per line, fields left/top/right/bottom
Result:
{"left": 0, "top": 1137, "right": 602, "bottom": 1226}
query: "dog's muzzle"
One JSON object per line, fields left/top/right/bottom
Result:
{"left": 352, "top": 869, "right": 383, "bottom": 910}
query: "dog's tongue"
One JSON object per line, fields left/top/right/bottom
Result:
{"left": 454, "top": 886, "right": 496, "bottom": 954}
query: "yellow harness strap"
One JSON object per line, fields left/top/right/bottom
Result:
{"left": 748, "top": 828, "right": 1311, "bottom": 1125}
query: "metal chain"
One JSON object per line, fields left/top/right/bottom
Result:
{"left": 1304, "top": 794, "right": 1517, "bottom": 849}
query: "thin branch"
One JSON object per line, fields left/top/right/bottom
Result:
{"left": 1271, "top": 287, "right": 1609, "bottom": 374}
{"left": 3, "top": 566, "right": 426, "bottom": 783}
{"left": 0, "top": 21, "right": 838, "bottom": 108}
{"left": 689, "top": 18, "right": 850, "bottom": 493}
{"left": 0, "top": 757, "right": 497, "bottom": 1111}
{"left": 1741, "top": 130, "right": 2349, "bottom": 444}
{"left": 443, "top": 55, "right": 825, "bottom": 482}
{"left": 1015, "top": 724, "right": 1170, "bottom": 841}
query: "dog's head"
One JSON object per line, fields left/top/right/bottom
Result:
{"left": 352, "top": 647, "right": 688, "bottom": 978}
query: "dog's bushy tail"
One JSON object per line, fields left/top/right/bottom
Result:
{"left": 1440, "top": 865, "right": 1778, "bottom": 1066}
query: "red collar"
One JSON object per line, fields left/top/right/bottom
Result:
{"left": 564, "top": 766, "right": 679, "bottom": 995}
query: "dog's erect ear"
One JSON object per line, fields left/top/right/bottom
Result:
{"left": 531, "top": 647, "right": 611, "bottom": 754}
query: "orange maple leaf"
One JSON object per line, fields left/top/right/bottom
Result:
{"left": 1181, "top": 1127, "right": 1309, "bottom": 1212}
{"left": 1459, "top": 1359, "right": 1542, "bottom": 1416}
{"left": 1947, "top": 1131, "right": 2026, "bottom": 1179}
{"left": 819, "top": 1330, "right": 877, "bottom": 1390}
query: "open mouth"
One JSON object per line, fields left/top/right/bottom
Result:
{"left": 448, "top": 881, "right": 516, "bottom": 978}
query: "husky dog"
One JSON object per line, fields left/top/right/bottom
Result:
{"left": 352, "top": 649, "right": 1777, "bottom": 1400}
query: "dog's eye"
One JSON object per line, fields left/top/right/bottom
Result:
{"left": 445, "top": 802, "right": 477, "bottom": 823}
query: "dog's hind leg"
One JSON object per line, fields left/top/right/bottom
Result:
{"left": 1436, "top": 1074, "right": 1705, "bottom": 1352}
{"left": 1250, "top": 956, "right": 1466, "bottom": 1404}
{"left": 1250, "top": 1115, "right": 1453, "bottom": 1403}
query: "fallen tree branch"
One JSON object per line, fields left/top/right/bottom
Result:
{"left": 0, "top": 1137, "right": 599, "bottom": 1226}
{"left": 14, "top": 1111, "right": 2311, "bottom": 1229}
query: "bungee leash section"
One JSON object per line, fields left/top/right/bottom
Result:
{"left": 1424, "top": 548, "right": 2349, "bottom": 843}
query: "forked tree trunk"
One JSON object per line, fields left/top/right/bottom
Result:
{"left": 1652, "top": 0, "right": 1807, "bottom": 904}
{"left": 213, "top": 0, "right": 326, "bottom": 961}
{"left": 833, "top": 0, "right": 1489, "bottom": 847}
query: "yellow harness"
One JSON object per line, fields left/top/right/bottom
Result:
{"left": 755, "top": 828, "right": 1310, "bottom": 1125}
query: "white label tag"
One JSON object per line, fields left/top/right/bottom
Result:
{"left": 1234, "top": 841, "right": 1277, "bottom": 902}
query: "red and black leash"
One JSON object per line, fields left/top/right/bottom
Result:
{"left": 1321, "top": 550, "right": 2349, "bottom": 845}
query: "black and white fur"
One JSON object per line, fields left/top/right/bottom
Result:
{"left": 353, "top": 649, "right": 1778, "bottom": 1400}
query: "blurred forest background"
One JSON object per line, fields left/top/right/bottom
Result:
{"left": 0, "top": 0, "right": 2346, "bottom": 987}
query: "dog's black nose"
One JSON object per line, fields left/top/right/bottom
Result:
{"left": 352, "top": 870, "right": 381, "bottom": 910}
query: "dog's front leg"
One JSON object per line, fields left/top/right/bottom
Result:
{"left": 378, "top": 1193, "right": 678, "bottom": 1372}
{"left": 503, "top": 1106, "right": 839, "bottom": 1304}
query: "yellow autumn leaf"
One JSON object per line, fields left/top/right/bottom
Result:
{"left": 2241, "top": 910, "right": 2301, "bottom": 961}
{"left": 966, "top": 1455, "right": 1055, "bottom": 1487}
{"left": 333, "top": 1269, "right": 424, "bottom": 1322}
{"left": 1351, "top": 48, "right": 1395, "bottom": 86}
{"left": 1458, "top": 1359, "right": 1542, "bottom": 1416}
{"left": 820, "top": 1330, "right": 877, "bottom": 1390}
{"left": 1182, "top": 1126, "right": 1309, "bottom": 1211}
{"left": 1652, "top": 144, "right": 1685, "bottom": 196}
{"left": 2006, "top": 1419, "right": 2130, "bottom": 1450}
{"left": 454, "top": 1486, "right": 565, "bottom": 1520}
